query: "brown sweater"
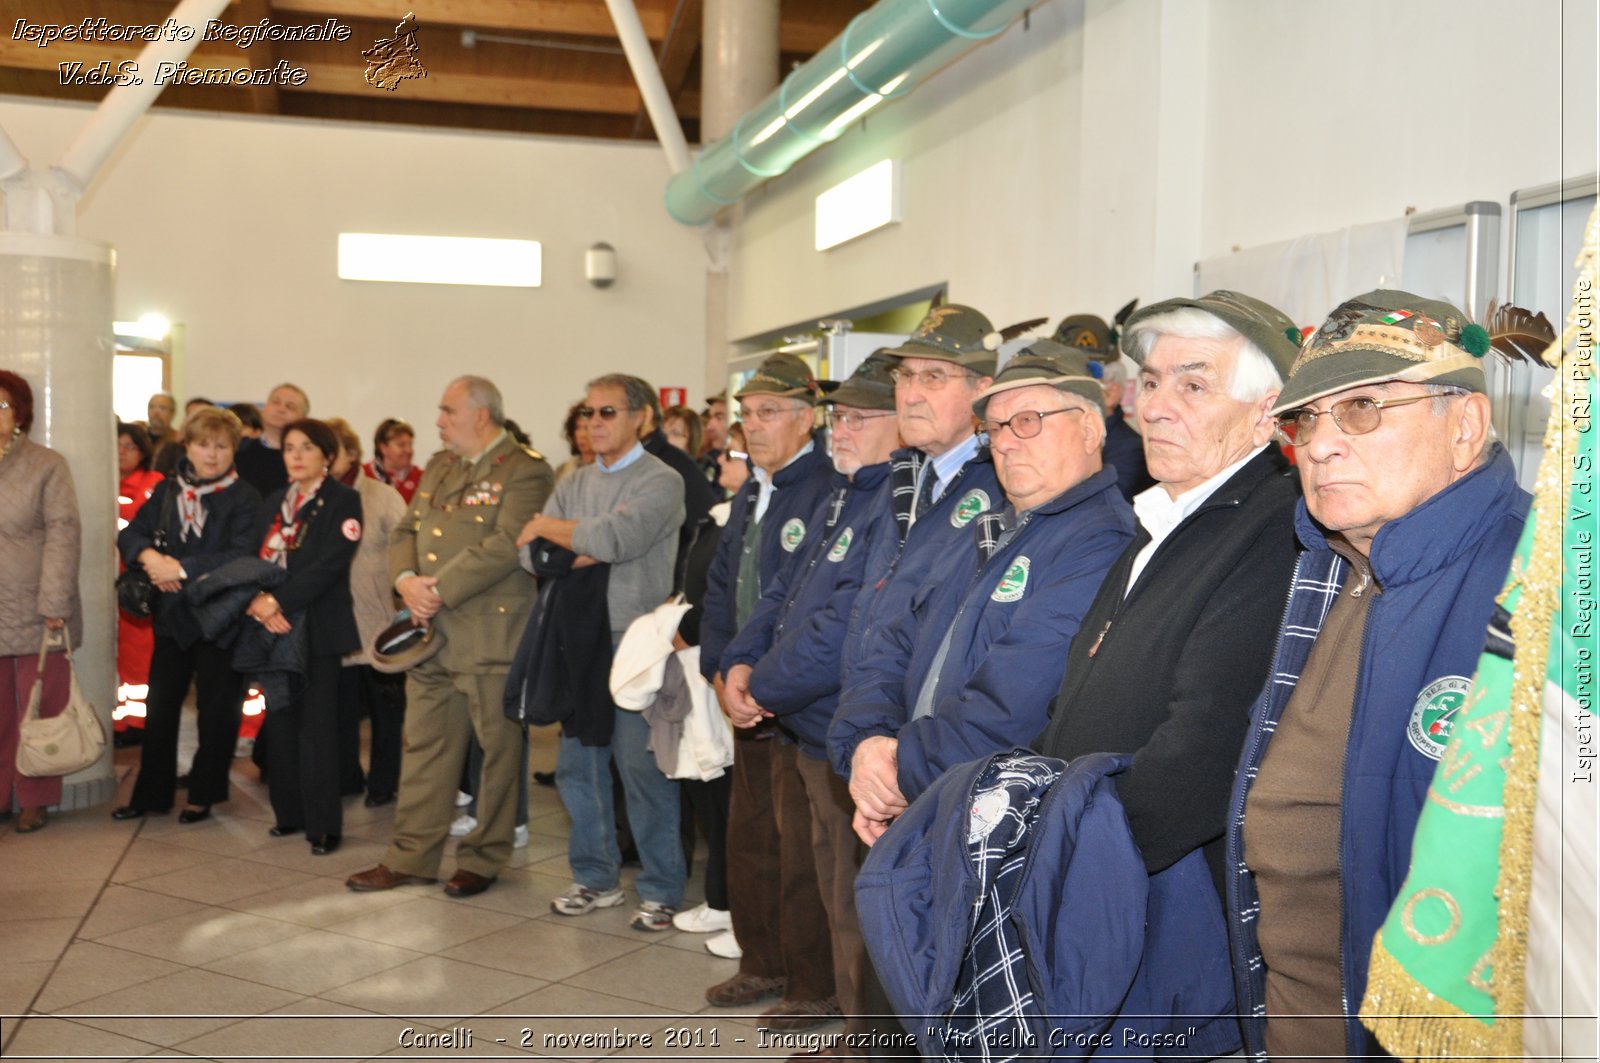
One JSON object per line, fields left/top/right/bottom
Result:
{"left": 1243, "top": 539, "right": 1374, "bottom": 1061}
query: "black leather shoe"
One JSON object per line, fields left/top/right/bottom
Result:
{"left": 269, "top": 824, "right": 302, "bottom": 837}
{"left": 310, "top": 835, "right": 341, "bottom": 856}
{"left": 111, "top": 805, "right": 148, "bottom": 820}
{"left": 363, "top": 792, "right": 395, "bottom": 808}
{"left": 532, "top": 771, "right": 556, "bottom": 788}
{"left": 177, "top": 806, "right": 211, "bottom": 824}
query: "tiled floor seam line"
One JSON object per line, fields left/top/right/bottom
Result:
{"left": 0, "top": 811, "right": 144, "bottom": 1054}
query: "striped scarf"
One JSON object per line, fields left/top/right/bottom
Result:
{"left": 889, "top": 451, "right": 925, "bottom": 547}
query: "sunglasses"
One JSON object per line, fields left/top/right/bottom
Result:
{"left": 578, "top": 405, "right": 625, "bottom": 421}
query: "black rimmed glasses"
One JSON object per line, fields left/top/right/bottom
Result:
{"left": 1275, "top": 393, "right": 1432, "bottom": 447}
{"left": 981, "top": 407, "right": 1086, "bottom": 441}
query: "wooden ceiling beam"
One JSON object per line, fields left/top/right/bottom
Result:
{"left": 233, "top": 0, "right": 280, "bottom": 113}
{"left": 0, "top": 37, "right": 688, "bottom": 117}
{"left": 655, "top": 0, "right": 701, "bottom": 98}
{"left": 265, "top": 0, "right": 670, "bottom": 41}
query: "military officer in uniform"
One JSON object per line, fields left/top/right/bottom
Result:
{"left": 347, "top": 374, "right": 554, "bottom": 898}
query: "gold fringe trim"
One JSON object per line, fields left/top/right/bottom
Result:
{"left": 1491, "top": 203, "right": 1599, "bottom": 1052}
{"left": 1363, "top": 942, "right": 1520, "bottom": 1060}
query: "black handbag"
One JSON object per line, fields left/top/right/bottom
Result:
{"left": 116, "top": 486, "right": 176, "bottom": 618}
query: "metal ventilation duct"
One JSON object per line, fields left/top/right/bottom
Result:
{"left": 663, "top": 0, "right": 1034, "bottom": 226}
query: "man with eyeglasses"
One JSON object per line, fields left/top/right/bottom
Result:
{"left": 833, "top": 341, "right": 1134, "bottom": 844}
{"left": 718, "top": 353, "right": 904, "bottom": 1051}
{"left": 699, "top": 352, "right": 839, "bottom": 1027}
{"left": 828, "top": 306, "right": 1006, "bottom": 809}
{"left": 505, "top": 374, "right": 686, "bottom": 929}
{"left": 1032, "top": 290, "right": 1300, "bottom": 889}
{"left": 347, "top": 374, "right": 554, "bottom": 899}
{"left": 1223, "top": 291, "right": 1530, "bottom": 1061}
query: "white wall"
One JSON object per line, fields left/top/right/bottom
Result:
{"left": 727, "top": 0, "right": 1598, "bottom": 342}
{"left": 0, "top": 97, "right": 708, "bottom": 463}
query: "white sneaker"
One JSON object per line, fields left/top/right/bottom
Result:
{"left": 455, "top": 790, "right": 472, "bottom": 807}
{"left": 672, "top": 902, "right": 733, "bottom": 934}
{"left": 551, "top": 883, "right": 625, "bottom": 915}
{"left": 514, "top": 824, "right": 529, "bottom": 849}
{"left": 705, "top": 929, "right": 743, "bottom": 959}
{"left": 449, "top": 813, "right": 477, "bottom": 837}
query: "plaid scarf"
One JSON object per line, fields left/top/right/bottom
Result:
{"left": 889, "top": 451, "right": 925, "bottom": 547}
{"left": 174, "top": 460, "right": 240, "bottom": 542}
{"left": 259, "top": 477, "right": 325, "bottom": 568}
{"left": 975, "top": 505, "right": 1019, "bottom": 563}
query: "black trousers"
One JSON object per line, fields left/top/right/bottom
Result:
{"left": 131, "top": 635, "right": 243, "bottom": 811}
{"left": 335, "top": 664, "right": 408, "bottom": 797}
{"left": 266, "top": 652, "right": 343, "bottom": 838}
{"left": 682, "top": 771, "right": 732, "bottom": 910}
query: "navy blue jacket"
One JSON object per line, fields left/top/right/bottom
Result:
{"left": 830, "top": 466, "right": 1134, "bottom": 798}
{"left": 857, "top": 750, "right": 1241, "bottom": 1060}
{"left": 722, "top": 461, "right": 895, "bottom": 758}
{"left": 1225, "top": 445, "right": 1528, "bottom": 1060}
{"left": 119, "top": 469, "right": 263, "bottom": 649}
{"left": 699, "top": 435, "right": 834, "bottom": 683}
{"left": 841, "top": 447, "right": 1003, "bottom": 683}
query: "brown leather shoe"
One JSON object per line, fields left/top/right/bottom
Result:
{"left": 16, "top": 807, "right": 47, "bottom": 833}
{"left": 345, "top": 864, "right": 435, "bottom": 892}
{"left": 760, "top": 995, "right": 842, "bottom": 1032}
{"left": 443, "top": 869, "right": 496, "bottom": 897}
{"left": 706, "top": 972, "right": 786, "bottom": 1007}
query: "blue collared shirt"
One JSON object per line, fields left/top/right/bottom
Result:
{"left": 919, "top": 433, "right": 981, "bottom": 511}
{"left": 597, "top": 441, "right": 646, "bottom": 474}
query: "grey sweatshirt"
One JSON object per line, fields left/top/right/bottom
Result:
{"left": 524, "top": 449, "right": 685, "bottom": 637}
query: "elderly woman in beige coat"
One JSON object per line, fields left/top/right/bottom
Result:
{"left": 325, "top": 417, "right": 408, "bottom": 805}
{"left": 0, "top": 370, "right": 83, "bottom": 834}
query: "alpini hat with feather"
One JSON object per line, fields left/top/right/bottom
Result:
{"left": 883, "top": 304, "right": 1004, "bottom": 376}
{"left": 1273, "top": 289, "right": 1556, "bottom": 415}
{"left": 736, "top": 352, "right": 820, "bottom": 405}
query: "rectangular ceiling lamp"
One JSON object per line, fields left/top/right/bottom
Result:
{"left": 337, "top": 233, "right": 542, "bottom": 287}
{"left": 815, "top": 159, "right": 901, "bottom": 252}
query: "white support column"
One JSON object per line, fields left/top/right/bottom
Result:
{"left": 700, "top": 0, "right": 779, "bottom": 396}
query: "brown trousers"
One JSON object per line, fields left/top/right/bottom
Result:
{"left": 727, "top": 735, "right": 835, "bottom": 1003}
{"left": 795, "top": 748, "right": 870, "bottom": 1035}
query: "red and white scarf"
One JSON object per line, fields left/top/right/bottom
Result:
{"left": 176, "top": 463, "right": 240, "bottom": 542}
{"left": 259, "top": 477, "right": 324, "bottom": 568}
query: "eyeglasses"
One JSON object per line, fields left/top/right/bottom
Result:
{"left": 578, "top": 405, "right": 625, "bottom": 421}
{"left": 0, "top": 401, "right": 11, "bottom": 411}
{"left": 980, "top": 407, "right": 1085, "bottom": 440}
{"left": 825, "top": 409, "right": 895, "bottom": 430}
{"left": 889, "top": 366, "right": 974, "bottom": 391}
{"left": 738, "top": 403, "right": 805, "bottom": 423}
{"left": 1275, "top": 393, "right": 1433, "bottom": 447}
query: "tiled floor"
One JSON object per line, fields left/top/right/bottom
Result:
{"left": 0, "top": 728, "right": 838, "bottom": 1061}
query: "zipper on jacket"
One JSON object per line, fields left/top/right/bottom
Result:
{"left": 1226, "top": 551, "right": 1305, "bottom": 1058}
{"left": 1086, "top": 620, "right": 1112, "bottom": 659}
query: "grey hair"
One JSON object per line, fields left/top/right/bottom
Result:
{"left": 1099, "top": 357, "right": 1132, "bottom": 387}
{"left": 269, "top": 382, "right": 311, "bottom": 414}
{"left": 450, "top": 375, "right": 505, "bottom": 426}
{"left": 1127, "top": 307, "right": 1283, "bottom": 401}
{"left": 588, "top": 373, "right": 656, "bottom": 414}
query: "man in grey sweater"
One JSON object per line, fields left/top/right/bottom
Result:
{"left": 516, "top": 374, "right": 686, "bottom": 931}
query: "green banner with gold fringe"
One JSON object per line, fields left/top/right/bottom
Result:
{"left": 1361, "top": 207, "right": 1597, "bottom": 1060}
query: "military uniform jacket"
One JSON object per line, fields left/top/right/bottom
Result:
{"left": 389, "top": 433, "right": 554, "bottom": 673}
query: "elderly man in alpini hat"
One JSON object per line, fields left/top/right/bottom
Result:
{"left": 1224, "top": 290, "right": 1530, "bottom": 1060}
{"left": 699, "top": 352, "right": 841, "bottom": 1029}
{"left": 834, "top": 340, "right": 1134, "bottom": 841}
{"left": 1034, "top": 289, "right": 1301, "bottom": 900}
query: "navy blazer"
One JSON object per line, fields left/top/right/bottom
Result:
{"left": 253, "top": 479, "right": 363, "bottom": 656}
{"left": 119, "top": 472, "right": 263, "bottom": 649}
